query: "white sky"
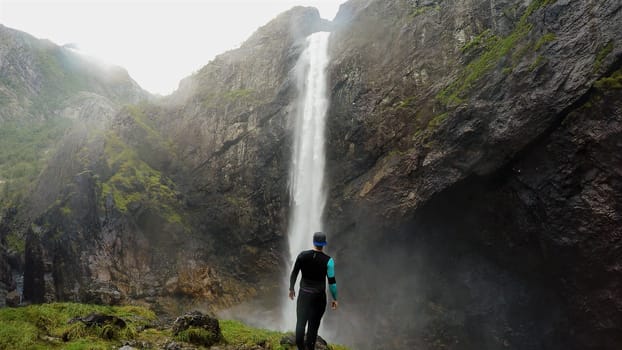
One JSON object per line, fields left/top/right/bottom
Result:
{"left": 0, "top": 0, "right": 343, "bottom": 95}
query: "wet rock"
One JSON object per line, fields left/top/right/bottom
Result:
{"left": 5, "top": 290, "right": 20, "bottom": 306}
{"left": 68, "top": 312, "right": 127, "bottom": 328}
{"left": 280, "top": 333, "right": 328, "bottom": 350}
{"left": 172, "top": 311, "right": 222, "bottom": 347}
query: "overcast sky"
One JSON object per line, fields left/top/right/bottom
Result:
{"left": 0, "top": 0, "right": 343, "bottom": 95}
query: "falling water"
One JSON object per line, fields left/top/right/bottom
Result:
{"left": 281, "top": 31, "right": 331, "bottom": 330}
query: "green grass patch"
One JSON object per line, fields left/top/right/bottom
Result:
{"left": 175, "top": 326, "right": 220, "bottom": 346}
{"left": 0, "top": 303, "right": 157, "bottom": 350}
{"left": 220, "top": 319, "right": 288, "bottom": 349}
{"left": 219, "top": 319, "right": 349, "bottom": 350}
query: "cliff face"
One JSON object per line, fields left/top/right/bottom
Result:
{"left": 6, "top": 7, "right": 330, "bottom": 313}
{"left": 323, "top": 0, "right": 622, "bottom": 349}
{"left": 0, "top": 25, "right": 147, "bottom": 307}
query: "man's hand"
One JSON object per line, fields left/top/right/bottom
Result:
{"left": 289, "top": 290, "right": 295, "bottom": 300}
{"left": 331, "top": 300, "right": 339, "bottom": 310}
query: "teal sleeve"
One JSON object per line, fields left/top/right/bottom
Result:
{"left": 327, "top": 258, "right": 338, "bottom": 300}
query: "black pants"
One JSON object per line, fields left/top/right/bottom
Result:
{"left": 296, "top": 290, "right": 327, "bottom": 350}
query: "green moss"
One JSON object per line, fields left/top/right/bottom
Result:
{"left": 437, "top": 0, "right": 556, "bottom": 105}
{"left": 594, "top": 68, "right": 622, "bottom": 90}
{"left": 175, "top": 327, "right": 220, "bottom": 346}
{"left": 534, "top": 32, "right": 556, "bottom": 51}
{"left": 0, "top": 117, "right": 73, "bottom": 204}
{"left": 0, "top": 303, "right": 158, "bottom": 350}
{"left": 396, "top": 95, "right": 417, "bottom": 109}
{"left": 201, "top": 88, "right": 257, "bottom": 110}
{"left": 220, "top": 319, "right": 289, "bottom": 349}
{"left": 224, "top": 88, "right": 255, "bottom": 101}
{"left": 60, "top": 206, "right": 72, "bottom": 216}
{"left": 5, "top": 232, "right": 25, "bottom": 253}
{"left": 0, "top": 320, "right": 39, "bottom": 349}
{"left": 409, "top": 4, "right": 440, "bottom": 18}
{"left": 101, "top": 133, "right": 183, "bottom": 224}
{"left": 460, "top": 29, "right": 497, "bottom": 55}
{"left": 529, "top": 55, "right": 547, "bottom": 71}
{"left": 61, "top": 339, "right": 110, "bottom": 350}
{"left": 594, "top": 41, "right": 614, "bottom": 72}
{"left": 428, "top": 113, "right": 449, "bottom": 129}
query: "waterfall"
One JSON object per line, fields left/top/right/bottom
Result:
{"left": 281, "top": 31, "right": 331, "bottom": 330}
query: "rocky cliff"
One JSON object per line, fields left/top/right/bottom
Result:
{"left": 1, "top": 7, "right": 331, "bottom": 314}
{"left": 0, "top": 24, "right": 147, "bottom": 206}
{"left": 1, "top": 1, "right": 621, "bottom": 349}
{"left": 323, "top": 0, "right": 622, "bottom": 349}
{"left": 0, "top": 24, "right": 146, "bottom": 306}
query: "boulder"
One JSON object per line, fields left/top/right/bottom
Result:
{"left": 172, "top": 311, "right": 222, "bottom": 347}
{"left": 280, "top": 333, "right": 329, "bottom": 350}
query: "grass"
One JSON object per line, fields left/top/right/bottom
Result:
{"left": 0, "top": 304, "right": 351, "bottom": 350}
{"left": 0, "top": 303, "right": 156, "bottom": 350}
{"left": 220, "top": 320, "right": 349, "bottom": 350}
{"left": 220, "top": 319, "right": 288, "bottom": 348}
{"left": 175, "top": 327, "right": 220, "bottom": 346}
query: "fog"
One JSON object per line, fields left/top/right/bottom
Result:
{"left": 0, "top": 0, "right": 343, "bottom": 95}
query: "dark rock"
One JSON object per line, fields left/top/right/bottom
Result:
{"left": 5, "top": 290, "right": 20, "bottom": 307}
{"left": 68, "top": 312, "right": 127, "bottom": 328}
{"left": 280, "top": 333, "right": 328, "bottom": 350}
{"left": 322, "top": 0, "right": 622, "bottom": 349}
{"left": 172, "top": 311, "right": 222, "bottom": 347}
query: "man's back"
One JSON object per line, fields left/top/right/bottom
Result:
{"left": 295, "top": 250, "right": 331, "bottom": 293}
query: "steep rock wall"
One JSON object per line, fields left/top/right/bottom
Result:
{"left": 323, "top": 0, "right": 621, "bottom": 349}
{"left": 14, "top": 7, "right": 330, "bottom": 313}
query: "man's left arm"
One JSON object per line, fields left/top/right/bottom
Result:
{"left": 327, "top": 258, "right": 338, "bottom": 309}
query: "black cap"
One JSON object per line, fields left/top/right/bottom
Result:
{"left": 313, "top": 232, "right": 327, "bottom": 246}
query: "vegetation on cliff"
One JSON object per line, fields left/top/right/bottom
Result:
{"left": 0, "top": 118, "right": 72, "bottom": 204}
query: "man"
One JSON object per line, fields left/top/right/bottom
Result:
{"left": 289, "top": 231, "right": 338, "bottom": 350}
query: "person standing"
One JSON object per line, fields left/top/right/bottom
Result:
{"left": 289, "top": 231, "right": 338, "bottom": 350}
